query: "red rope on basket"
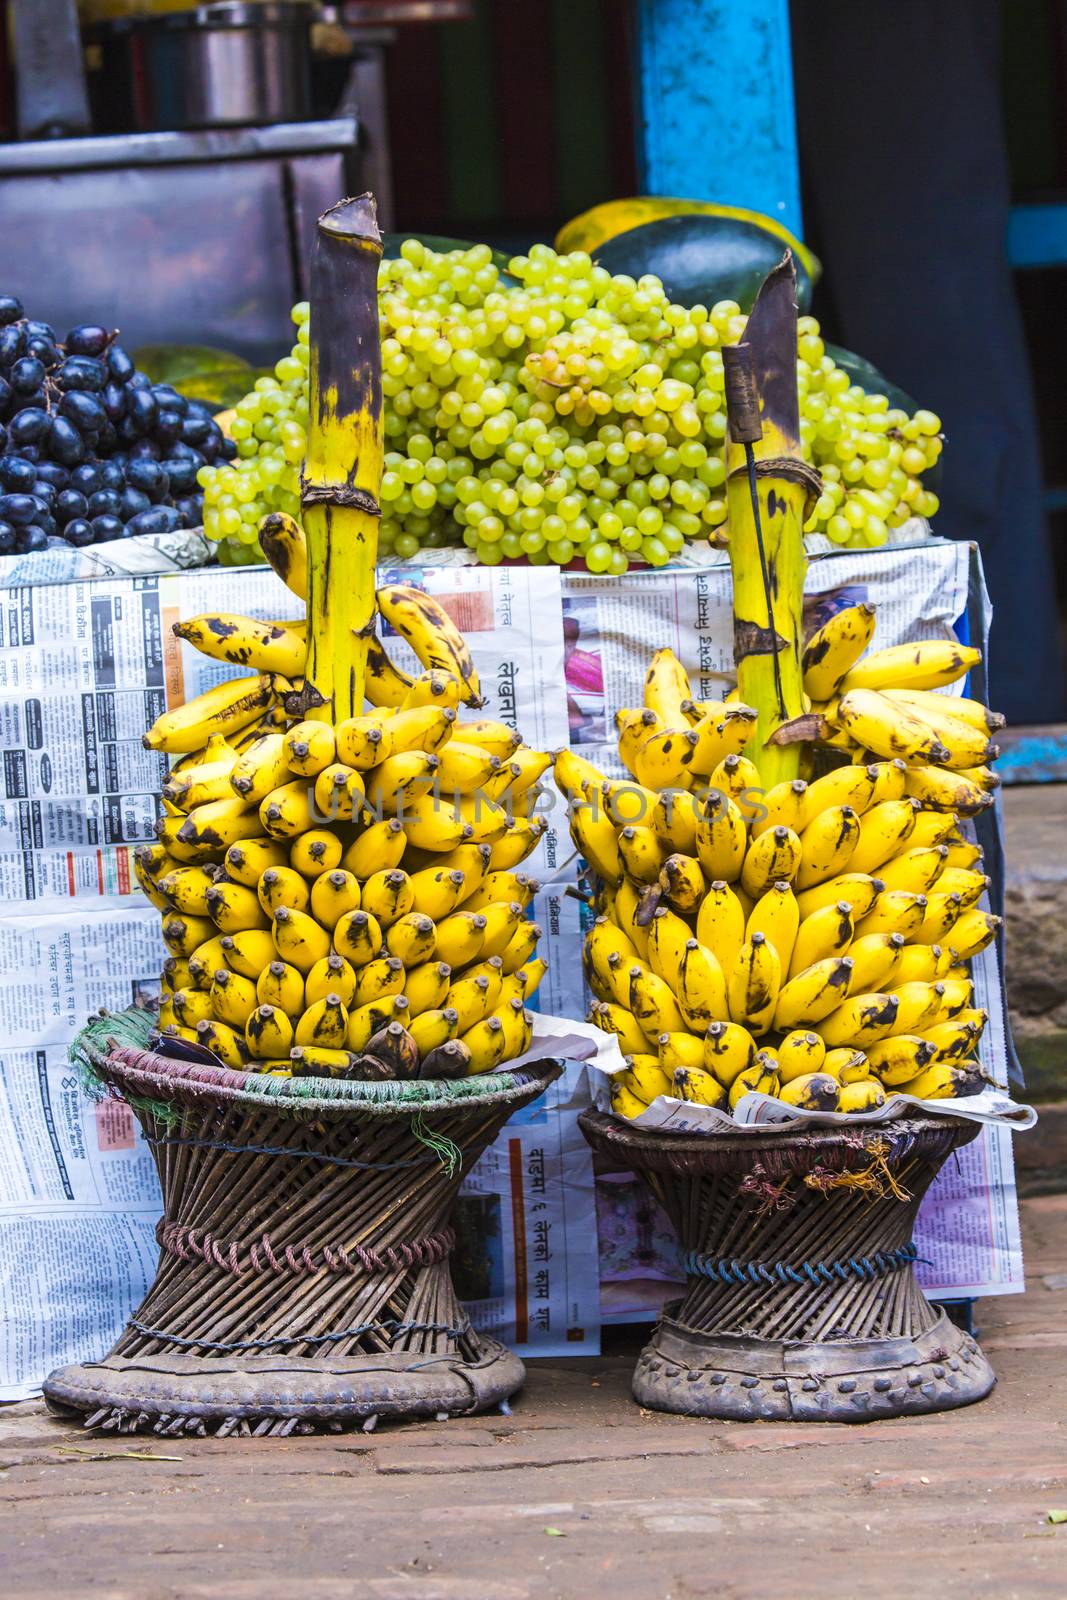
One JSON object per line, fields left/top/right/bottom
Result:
{"left": 155, "top": 1218, "right": 457, "bottom": 1278}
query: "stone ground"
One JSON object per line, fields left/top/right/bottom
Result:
{"left": 2, "top": 1192, "right": 1065, "bottom": 1600}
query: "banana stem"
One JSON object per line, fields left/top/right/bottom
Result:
{"left": 724, "top": 253, "right": 820, "bottom": 789}
{"left": 302, "top": 194, "right": 384, "bottom": 725}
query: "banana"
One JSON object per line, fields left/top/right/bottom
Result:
{"left": 346, "top": 995, "right": 410, "bottom": 1053}
{"left": 429, "top": 740, "right": 505, "bottom": 800}
{"left": 257, "top": 959, "right": 305, "bottom": 1015}
{"left": 259, "top": 779, "right": 317, "bottom": 840}
{"left": 209, "top": 968, "right": 259, "bottom": 1030}
{"left": 289, "top": 1045, "right": 358, "bottom": 1079}
{"left": 271, "top": 905, "right": 332, "bottom": 972}
{"left": 593, "top": 1001, "right": 651, "bottom": 1056}
{"left": 778, "top": 1072, "right": 841, "bottom": 1111}
{"left": 404, "top": 959, "right": 453, "bottom": 1017}
{"left": 894, "top": 944, "right": 951, "bottom": 987}
{"left": 801, "top": 603, "right": 877, "bottom": 700}
{"left": 568, "top": 800, "right": 622, "bottom": 886}
{"left": 376, "top": 583, "right": 481, "bottom": 705}
{"left": 363, "top": 633, "right": 416, "bottom": 710}
{"left": 867, "top": 759, "right": 908, "bottom": 804}
{"left": 795, "top": 872, "right": 880, "bottom": 922}
{"left": 504, "top": 747, "right": 553, "bottom": 803}
{"left": 865, "top": 1033, "right": 938, "bottom": 1086}
{"left": 726, "top": 934, "right": 780, "bottom": 1035}
{"left": 728, "top": 1054, "right": 780, "bottom": 1112}
{"left": 455, "top": 718, "right": 522, "bottom": 760}
{"left": 849, "top": 799, "right": 921, "bottom": 877}
{"left": 633, "top": 727, "right": 700, "bottom": 791}
{"left": 598, "top": 777, "right": 658, "bottom": 831}
{"left": 924, "top": 1014, "right": 986, "bottom": 1064}
{"left": 312, "top": 763, "right": 367, "bottom": 825}
{"left": 914, "top": 891, "right": 964, "bottom": 945}
{"left": 283, "top": 720, "right": 337, "bottom": 777}
{"left": 244, "top": 1002, "right": 295, "bottom": 1061}
{"left": 746, "top": 881, "right": 800, "bottom": 975}
{"left": 294, "top": 993, "right": 349, "bottom": 1048}
{"left": 643, "top": 648, "right": 693, "bottom": 723}
{"left": 889, "top": 980, "right": 948, "bottom": 1033}
{"left": 156, "top": 865, "right": 219, "bottom": 916}
{"left": 877, "top": 845, "right": 948, "bottom": 895}
{"left": 144, "top": 673, "right": 274, "bottom": 754}
{"left": 306, "top": 868, "right": 363, "bottom": 930}
{"left": 620, "top": 1054, "right": 674, "bottom": 1105}
{"left": 774, "top": 955, "right": 854, "bottom": 1029}
{"left": 617, "top": 824, "right": 667, "bottom": 885}
{"left": 695, "top": 880, "right": 747, "bottom": 971}
{"left": 880, "top": 693, "right": 997, "bottom": 771}
{"left": 324, "top": 908, "right": 380, "bottom": 969}
{"left": 688, "top": 707, "right": 760, "bottom": 778}
{"left": 219, "top": 929, "right": 275, "bottom": 981}
{"left": 651, "top": 789, "right": 701, "bottom": 854}
{"left": 499, "top": 919, "right": 541, "bottom": 975}
{"left": 839, "top": 1080, "right": 887, "bottom": 1114}
{"left": 340, "top": 818, "right": 405, "bottom": 879}
{"left": 740, "top": 826, "right": 802, "bottom": 898}
{"left": 909, "top": 811, "right": 965, "bottom": 850}
{"left": 194, "top": 1018, "right": 252, "bottom": 1070}
{"left": 855, "top": 890, "right": 928, "bottom": 941}
{"left": 171, "top": 985, "right": 216, "bottom": 1027}
{"left": 795, "top": 805, "right": 861, "bottom": 890}
{"left": 397, "top": 794, "right": 477, "bottom": 853}
{"left": 672, "top": 1066, "right": 727, "bottom": 1109}
{"left": 751, "top": 778, "right": 808, "bottom": 839}
{"left": 553, "top": 747, "right": 606, "bottom": 801}
{"left": 228, "top": 732, "right": 291, "bottom": 804}
{"left": 708, "top": 753, "right": 763, "bottom": 810}
{"left": 460, "top": 1014, "right": 509, "bottom": 1074}
{"left": 903, "top": 766, "right": 994, "bottom": 816}
{"left": 646, "top": 906, "right": 692, "bottom": 983}
{"left": 938, "top": 975, "right": 975, "bottom": 1017}
{"left": 224, "top": 838, "right": 289, "bottom": 887}
{"left": 777, "top": 1030, "right": 826, "bottom": 1082}
{"left": 365, "top": 751, "right": 440, "bottom": 813}
{"left": 586, "top": 916, "right": 639, "bottom": 976}
{"left": 257, "top": 866, "right": 311, "bottom": 916}
{"left": 133, "top": 841, "right": 170, "bottom": 881}
{"left": 430, "top": 909, "right": 485, "bottom": 968}
{"left": 163, "top": 757, "right": 239, "bottom": 811}
{"left": 839, "top": 639, "right": 981, "bottom": 694}
{"left": 332, "top": 715, "right": 385, "bottom": 770}
{"left": 161, "top": 957, "right": 193, "bottom": 994}
{"left": 352, "top": 954, "right": 405, "bottom": 1008}
{"left": 653, "top": 852, "right": 702, "bottom": 915}
{"left": 446, "top": 972, "right": 496, "bottom": 1031}
{"left": 611, "top": 878, "right": 652, "bottom": 961}
{"left": 399, "top": 668, "right": 463, "bottom": 714}
{"left": 479, "top": 901, "right": 527, "bottom": 960}
{"left": 486, "top": 818, "right": 547, "bottom": 871}
{"left": 408, "top": 865, "right": 469, "bottom": 920}
{"left": 174, "top": 796, "right": 262, "bottom": 859}
{"left": 945, "top": 907, "right": 1001, "bottom": 962}
{"left": 292, "top": 828, "right": 345, "bottom": 876}
{"left": 358, "top": 868, "right": 414, "bottom": 929}
{"left": 258, "top": 510, "right": 307, "bottom": 599}
{"left": 789, "top": 900, "right": 854, "bottom": 979}
{"left": 824, "top": 1047, "right": 871, "bottom": 1084}
{"left": 384, "top": 911, "right": 437, "bottom": 967}
{"left": 845, "top": 931, "right": 905, "bottom": 994}
{"left": 694, "top": 794, "right": 747, "bottom": 882}
{"left": 933, "top": 867, "right": 989, "bottom": 909}
{"left": 205, "top": 882, "right": 270, "bottom": 934}
{"left": 626, "top": 963, "right": 687, "bottom": 1035}
{"left": 888, "top": 687, "right": 1004, "bottom": 735}
{"left": 896, "top": 1060, "right": 983, "bottom": 1101}
{"left": 836, "top": 689, "right": 949, "bottom": 764}
{"left": 419, "top": 1039, "right": 474, "bottom": 1080}
{"left": 609, "top": 1077, "right": 649, "bottom": 1121}
{"left": 800, "top": 765, "right": 877, "bottom": 828}
{"left": 703, "top": 1020, "right": 758, "bottom": 1085}
{"left": 162, "top": 912, "right": 216, "bottom": 959}
{"left": 657, "top": 1030, "right": 707, "bottom": 1074}
{"left": 409, "top": 1006, "right": 461, "bottom": 1057}
{"left": 819, "top": 991, "right": 901, "bottom": 1048}
{"left": 187, "top": 934, "right": 230, "bottom": 988}
{"left": 617, "top": 708, "right": 662, "bottom": 777}
{"left": 518, "top": 956, "right": 547, "bottom": 1000}
{"left": 676, "top": 938, "right": 729, "bottom": 1032}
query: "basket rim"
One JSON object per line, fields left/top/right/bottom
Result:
{"left": 95, "top": 1038, "right": 563, "bottom": 1119}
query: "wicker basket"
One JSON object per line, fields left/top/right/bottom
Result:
{"left": 580, "top": 1109, "right": 995, "bottom": 1422}
{"left": 44, "top": 1012, "right": 560, "bottom": 1436}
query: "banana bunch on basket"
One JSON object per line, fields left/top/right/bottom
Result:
{"left": 557, "top": 629, "right": 1002, "bottom": 1121}
{"left": 135, "top": 512, "right": 550, "bottom": 1082}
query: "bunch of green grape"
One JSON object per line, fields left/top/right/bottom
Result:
{"left": 198, "top": 240, "right": 943, "bottom": 571}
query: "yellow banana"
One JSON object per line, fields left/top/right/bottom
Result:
{"left": 924, "top": 1013, "right": 986, "bottom": 1064}
{"left": 751, "top": 778, "right": 808, "bottom": 839}
{"left": 643, "top": 648, "right": 693, "bottom": 723}
{"left": 728, "top": 1054, "right": 780, "bottom": 1112}
{"left": 340, "top": 818, "right": 405, "bottom": 879}
{"left": 896, "top": 1060, "right": 983, "bottom": 1101}
{"left": 819, "top": 991, "right": 901, "bottom": 1048}
{"left": 409, "top": 1006, "right": 461, "bottom": 1057}
{"left": 889, "top": 687, "right": 1003, "bottom": 735}
{"left": 658, "top": 852, "right": 705, "bottom": 914}
{"left": 363, "top": 632, "right": 415, "bottom": 709}
{"left": 446, "top": 971, "right": 496, "bottom": 1031}
{"left": 903, "top": 766, "right": 994, "bottom": 816}
{"left": 611, "top": 878, "right": 652, "bottom": 961}
{"left": 283, "top": 720, "right": 337, "bottom": 777}
{"left": 186, "top": 934, "right": 230, "bottom": 988}
{"left": 855, "top": 890, "right": 928, "bottom": 941}
{"left": 774, "top": 955, "right": 855, "bottom": 1030}
{"left": 616, "top": 708, "right": 662, "bottom": 777}
{"left": 908, "top": 811, "right": 964, "bottom": 850}
{"left": 889, "top": 980, "right": 948, "bottom": 1033}
{"left": 224, "top": 838, "right": 288, "bottom": 887}
{"left": 384, "top": 911, "right": 438, "bottom": 966}
{"left": 676, "top": 938, "right": 728, "bottom": 1031}
{"left": 703, "top": 1019, "right": 758, "bottom": 1086}
{"left": 846, "top": 799, "right": 921, "bottom": 876}
{"left": 289, "top": 1045, "right": 357, "bottom": 1079}
{"left": 839, "top": 1080, "right": 887, "bottom": 1113}
{"left": 219, "top": 929, "right": 275, "bottom": 981}
{"left": 312, "top": 763, "right": 366, "bottom": 825}
{"left": 162, "top": 912, "right": 216, "bottom": 960}
{"left": 332, "top": 715, "right": 386, "bottom": 770}
{"left": 156, "top": 865, "right": 219, "bottom": 916}
{"left": 460, "top": 1013, "right": 509, "bottom": 1074}
{"left": 801, "top": 603, "right": 877, "bottom": 700}
{"left": 194, "top": 1018, "right": 252, "bottom": 1070}
{"left": 591, "top": 1001, "right": 651, "bottom": 1056}
{"left": 626, "top": 963, "right": 687, "bottom": 1035}
{"left": 657, "top": 1030, "right": 706, "bottom": 1075}
{"left": 839, "top": 639, "right": 982, "bottom": 694}
{"left": 228, "top": 732, "right": 290, "bottom": 804}
{"left": 651, "top": 789, "right": 701, "bottom": 854}
{"left": 934, "top": 868, "right": 989, "bottom": 909}
{"left": 209, "top": 968, "right": 259, "bottom": 1030}
{"left": 570, "top": 801, "right": 623, "bottom": 885}
{"left": 620, "top": 1054, "right": 674, "bottom": 1105}
{"left": 258, "top": 779, "right": 316, "bottom": 840}
{"left": 205, "top": 881, "right": 270, "bottom": 934}
{"left": 161, "top": 957, "right": 193, "bottom": 994}
{"left": 867, "top": 759, "right": 908, "bottom": 805}
{"left": 272, "top": 905, "right": 332, "bottom": 972}
{"left": 486, "top": 817, "right": 547, "bottom": 871}
{"left": 795, "top": 805, "right": 861, "bottom": 890}
{"left": 687, "top": 707, "right": 759, "bottom": 778}
{"left": 877, "top": 845, "right": 948, "bottom": 895}
{"left": 346, "top": 995, "right": 410, "bottom": 1053}
{"left": 789, "top": 900, "right": 854, "bottom": 979}
{"left": 517, "top": 956, "right": 547, "bottom": 1000}
{"left": 287, "top": 829, "right": 342, "bottom": 877}
{"left": 865, "top": 1033, "right": 938, "bottom": 1086}
{"left": 294, "top": 994, "right": 349, "bottom": 1048}
{"left": 357, "top": 867, "right": 414, "bottom": 928}
{"left": 836, "top": 689, "right": 949, "bottom": 764}
{"left": 244, "top": 1002, "right": 295, "bottom": 1060}
{"left": 376, "top": 583, "right": 481, "bottom": 705}
{"left": 880, "top": 693, "right": 996, "bottom": 771}
{"left": 553, "top": 746, "right": 606, "bottom": 801}
{"left": 257, "top": 866, "right": 310, "bottom": 917}
{"left": 455, "top": 718, "right": 523, "bottom": 760}
{"left": 257, "top": 509, "right": 307, "bottom": 599}
{"left": 745, "top": 881, "right": 800, "bottom": 975}
{"left": 695, "top": 880, "right": 747, "bottom": 971}
{"left": 396, "top": 794, "right": 477, "bottom": 853}
{"left": 163, "top": 757, "right": 239, "bottom": 811}
{"left": 174, "top": 795, "right": 261, "bottom": 859}
{"left": 800, "top": 765, "right": 877, "bottom": 828}
{"left": 646, "top": 905, "right": 693, "bottom": 982}
{"left": 399, "top": 667, "right": 463, "bottom": 713}
{"left": 257, "top": 959, "right": 305, "bottom": 1015}
{"left": 632, "top": 727, "right": 700, "bottom": 791}
{"left": 672, "top": 1066, "right": 727, "bottom": 1108}
{"left": 777, "top": 1030, "right": 826, "bottom": 1082}
{"left": 408, "top": 864, "right": 468, "bottom": 920}
{"left": 431, "top": 740, "right": 504, "bottom": 799}
{"left": 479, "top": 901, "right": 526, "bottom": 960}
{"left": 707, "top": 753, "right": 764, "bottom": 812}
{"left": 824, "top": 1047, "right": 870, "bottom": 1084}
{"left": 617, "top": 824, "right": 667, "bottom": 885}
{"left": 726, "top": 934, "right": 780, "bottom": 1035}
{"left": 740, "top": 826, "right": 802, "bottom": 898}
{"left": 171, "top": 985, "right": 216, "bottom": 1027}
{"left": 352, "top": 954, "right": 405, "bottom": 1008}
{"left": 432, "top": 909, "right": 487, "bottom": 968}
{"left": 895, "top": 943, "right": 951, "bottom": 985}
{"left": 464, "top": 869, "right": 538, "bottom": 915}
{"left": 845, "top": 931, "right": 905, "bottom": 994}
{"left": 404, "top": 959, "right": 453, "bottom": 1017}
{"left": 309, "top": 868, "right": 364, "bottom": 929}
{"left": 586, "top": 916, "right": 639, "bottom": 974}
{"left": 498, "top": 919, "right": 540, "bottom": 975}
{"left": 694, "top": 794, "right": 747, "bottom": 882}
{"left": 144, "top": 673, "right": 274, "bottom": 754}
{"left": 365, "top": 750, "right": 440, "bottom": 813}
{"left": 913, "top": 891, "right": 963, "bottom": 945}
{"left": 777, "top": 1072, "right": 841, "bottom": 1111}
{"left": 795, "top": 871, "right": 880, "bottom": 922}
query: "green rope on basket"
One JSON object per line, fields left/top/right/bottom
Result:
{"left": 70, "top": 1007, "right": 157, "bottom": 1096}
{"left": 410, "top": 1111, "right": 462, "bottom": 1179}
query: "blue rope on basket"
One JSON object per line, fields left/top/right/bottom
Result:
{"left": 682, "top": 1241, "right": 922, "bottom": 1287}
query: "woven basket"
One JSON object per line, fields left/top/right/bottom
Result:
{"left": 44, "top": 1010, "right": 561, "bottom": 1437}
{"left": 580, "top": 1109, "right": 996, "bottom": 1422}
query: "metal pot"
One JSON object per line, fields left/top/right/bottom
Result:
{"left": 88, "top": 3, "right": 314, "bottom": 132}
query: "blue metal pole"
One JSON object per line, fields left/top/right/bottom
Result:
{"left": 633, "top": 0, "right": 803, "bottom": 236}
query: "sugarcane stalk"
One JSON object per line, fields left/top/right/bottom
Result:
{"left": 301, "top": 194, "right": 384, "bottom": 725}
{"left": 724, "top": 252, "right": 821, "bottom": 788}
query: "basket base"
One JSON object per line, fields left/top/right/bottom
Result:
{"left": 632, "top": 1308, "right": 995, "bottom": 1422}
{"left": 43, "top": 1341, "right": 526, "bottom": 1436}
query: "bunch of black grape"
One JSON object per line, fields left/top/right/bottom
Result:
{"left": 0, "top": 294, "right": 236, "bottom": 554}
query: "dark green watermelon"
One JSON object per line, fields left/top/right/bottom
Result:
{"left": 591, "top": 213, "right": 817, "bottom": 313}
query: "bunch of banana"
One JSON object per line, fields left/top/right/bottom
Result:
{"left": 559, "top": 640, "right": 1001, "bottom": 1122}
{"left": 799, "top": 604, "right": 1002, "bottom": 815}
{"left": 140, "top": 517, "right": 550, "bottom": 1083}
